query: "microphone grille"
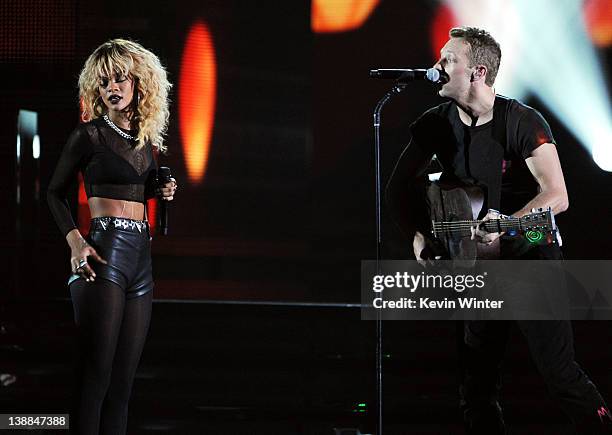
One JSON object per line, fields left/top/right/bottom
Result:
{"left": 426, "top": 68, "right": 441, "bottom": 82}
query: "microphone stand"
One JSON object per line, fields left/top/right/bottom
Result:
{"left": 372, "top": 83, "right": 407, "bottom": 435}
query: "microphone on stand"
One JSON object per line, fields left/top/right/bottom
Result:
{"left": 157, "top": 166, "right": 172, "bottom": 236}
{"left": 369, "top": 68, "right": 449, "bottom": 84}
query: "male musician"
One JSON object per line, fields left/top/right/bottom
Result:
{"left": 385, "top": 26, "right": 611, "bottom": 434}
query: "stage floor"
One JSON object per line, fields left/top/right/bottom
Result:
{"left": 2, "top": 299, "right": 611, "bottom": 434}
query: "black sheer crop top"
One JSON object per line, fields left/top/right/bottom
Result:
{"left": 47, "top": 117, "right": 157, "bottom": 236}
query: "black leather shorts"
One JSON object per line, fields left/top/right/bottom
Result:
{"left": 67, "top": 217, "right": 154, "bottom": 299}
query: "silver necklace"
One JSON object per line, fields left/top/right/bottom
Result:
{"left": 103, "top": 114, "right": 136, "bottom": 141}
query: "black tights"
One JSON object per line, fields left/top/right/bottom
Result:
{"left": 70, "top": 278, "right": 152, "bottom": 435}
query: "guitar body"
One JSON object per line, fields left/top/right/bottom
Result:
{"left": 426, "top": 182, "right": 500, "bottom": 261}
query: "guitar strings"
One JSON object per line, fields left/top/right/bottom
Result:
{"left": 433, "top": 218, "right": 549, "bottom": 233}
{"left": 433, "top": 222, "right": 546, "bottom": 229}
{"left": 433, "top": 221, "right": 547, "bottom": 229}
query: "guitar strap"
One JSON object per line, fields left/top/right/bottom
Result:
{"left": 487, "top": 94, "right": 511, "bottom": 214}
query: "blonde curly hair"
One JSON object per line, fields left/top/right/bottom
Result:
{"left": 78, "top": 39, "right": 172, "bottom": 152}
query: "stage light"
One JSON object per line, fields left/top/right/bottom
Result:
{"left": 147, "top": 198, "right": 157, "bottom": 235}
{"left": 32, "top": 135, "right": 40, "bottom": 159}
{"left": 441, "top": 0, "right": 612, "bottom": 171}
{"left": 443, "top": 0, "right": 525, "bottom": 99}
{"left": 584, "top": 0, "right": 612, "bottom": 47}
{"left": 512, "top": 0, "right": 612, "bottom": 171}
{"left": 430, "top": 5, "right": 459, "bottom": 60}
{"left": 16, "top": 110, "right": 38, "bottom": 205}
{"left": 351, "top": 402, "right": 368, "bottom": 413}
{"left": 592, "top": 130, "right": 612, "bottom": 171}
{"left": 311, "top": 0, "right": 380, "bottom": 33}
{"left": 179, "top": 20, "right": 216, "bottom": 185}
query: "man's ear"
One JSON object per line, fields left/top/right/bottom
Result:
{"left": 472, "top": 65, "right": 487, "bottom": 82}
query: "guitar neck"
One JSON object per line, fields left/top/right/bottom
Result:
{"left": 433, "top": 217, "right": 523, "bottom": 237}
{"left": 482, "top": 218, "right": 522, "bottom": 233}
{"left": 434, "top": 218, "right": 522, "bottom": 234}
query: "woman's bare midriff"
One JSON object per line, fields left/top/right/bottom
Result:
{"left": 88, "top": 197, "right": 146, "bottom": 221}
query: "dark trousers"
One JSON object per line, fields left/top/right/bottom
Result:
{"left": 459, "top": 319, "right": 611, "bottom": 434}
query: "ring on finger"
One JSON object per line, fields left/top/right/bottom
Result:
{"left": 78, "top": 259, "right": 88, "bottom": 268}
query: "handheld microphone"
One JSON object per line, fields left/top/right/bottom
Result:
{"left": 157, "top": 166, "right": 172, "bottom": 236}
{"left": 369, "top": 68, "right": 449, "bottom": 84}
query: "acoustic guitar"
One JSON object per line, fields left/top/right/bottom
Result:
{"left": 426, "top": 182, "right": 559, "bottom": 261}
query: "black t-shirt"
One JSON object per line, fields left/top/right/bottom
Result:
{"left": 409, "top": 94, "right": 555, "bottom": 215}
{"left": 386, "top": 95, "right": 560, "bottom": 259}
{"left": 47, "top": 117, "right": 157, "bottom": 236}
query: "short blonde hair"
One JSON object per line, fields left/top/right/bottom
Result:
{"left": 78, "top": 39, "right": 172, "bottom": 152}
{"left": 449, "top": 27, "right": 501, "bottom": 86}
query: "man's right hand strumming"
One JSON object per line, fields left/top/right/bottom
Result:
{"left": 413, "top": 231, "right": 427, "bottom": 265}
{"left": 66, "top": 229, "right": 107, "bottom": 282}
{"left": 413, "top": 230, "right": 448, "bottom": 265}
